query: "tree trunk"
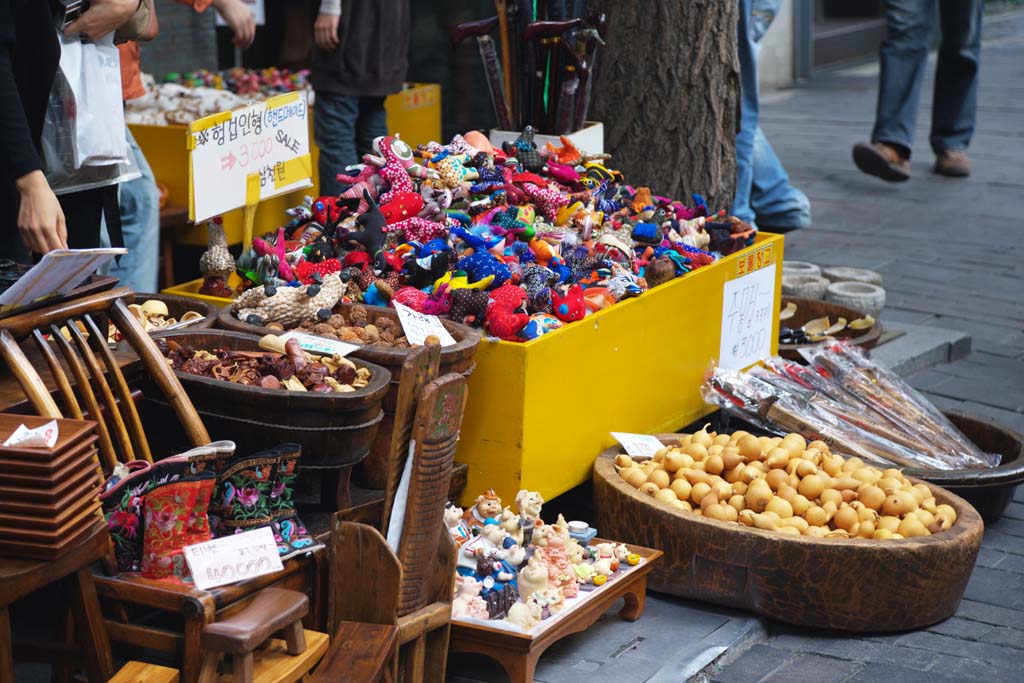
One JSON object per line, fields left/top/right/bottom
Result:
{"left": 590, "top": 1, "right": 740, "bottom": 211}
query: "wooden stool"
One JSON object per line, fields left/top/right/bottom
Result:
{"left": 198, "top": 588, "right": 308, "bottom": 683}
{"left": 110, "top": 661, "right": 180, "bottom": 683}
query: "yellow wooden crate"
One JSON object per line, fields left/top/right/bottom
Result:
{"left": 130, "top": 83, "right": 441, "bottom": 247}
{"left": 456, "top": 233, "right": 785, "bottom": 506}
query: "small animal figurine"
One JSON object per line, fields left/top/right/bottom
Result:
{"left": 445, "top": 501, "right": 471, "bottom": 547}
{"left": 199, "top": 217, "right": 235, "bottom": 297}
{"left": 515, "top": 489, "right": 544, "bottom": 545}
{"left": 499, "top": 507, "right": 524, "bottom": 547}
{"left": 463, "top": 489, "right": 503, "bottom": 531}
{"left": 452, "top": 576, "right": 489, "bottom": 619}
{"left": 552, "top": 284, "right": 586, "bottom": 322}
{"left": 516, "top": 554, "right": 550, "bottom": 603}
{"left": 502, "top": 125, "right": 544, "bottom": 172}
{"left": 533, "top": 525, "right": 579, "bottom": 599}
{"left": 592, "top": 542, "right": 620, "bottom": 576}
{"left": 505, "top": 594, "right": 544, "bottom": 630}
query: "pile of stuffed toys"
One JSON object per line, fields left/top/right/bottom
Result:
{"left": 213, "top": 126, "right": 756, "bottom": 343}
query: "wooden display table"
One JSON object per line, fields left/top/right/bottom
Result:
{"left": 449, "top": 540, "right": 662, "bottom": 683}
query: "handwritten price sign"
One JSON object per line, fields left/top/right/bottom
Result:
{"left": 719, "top": 263, "right": 777, "bottom": 371}
{"left": 183, "top": 527, "right": 283, "bottom": 590}
{"left": 188, "top": 92, "right": 312, "bottom": 222}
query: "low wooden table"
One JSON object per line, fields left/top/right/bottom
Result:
{"left": 449, "top": 540, "right": 662, "bottom": 683}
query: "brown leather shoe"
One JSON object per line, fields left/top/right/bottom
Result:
{"left": 934, "top": 149, "right": 971, "bottom": 177}
{"left": 852, "top": 142, "right": 911, "bottom": 182}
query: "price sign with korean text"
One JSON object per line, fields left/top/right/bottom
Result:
{"left": 278, "top": 330, "right": 360, "bottom": 358}
{"left": 719, "top": 263, "right": 777, "bottom": 371}
{"left": 394, "top": 302, "right": 457, "bottom": 346}
{"left": 188, "top": 91, "right": 311, "bottom": 222}
{"left": 184, "top": 527, "right": 283, "bottom": 590}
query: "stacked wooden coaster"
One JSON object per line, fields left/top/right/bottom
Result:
{"left": 0, "top": 414, "right": 103, "bottom": 560}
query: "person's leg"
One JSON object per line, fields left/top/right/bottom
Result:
{"left": 730, "top": 0, "right": 760, "bottom": 224}
{"left": 355, "top": 96, "right": 389, "bottom": 160}
{"left": 105, "top": 128, "right": 160, "bottom": 292}
{"left": 314, "top": 91, "right": 360, "bottom": 198}
{"left": 871, "top": 0, "right": 935, "bottom": 157}
{"left": 930, "top": 0, "right": 983, "bottom": 155}
{"left": 750, "top": 128, "right": 811, "bottom": 230}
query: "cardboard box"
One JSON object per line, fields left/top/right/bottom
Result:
{"left": 489, "top": 121, "right": 604, "bottom": 155}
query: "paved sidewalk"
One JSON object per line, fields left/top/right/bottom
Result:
{"left": 708, "top": 8, "right": 1024, "bottom": 683}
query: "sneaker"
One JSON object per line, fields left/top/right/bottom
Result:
{"left": 934, "top": 149, "right": 971, "bottom": 177}
{"left": 852, "top": 142, "right": 911, "bottom": 182}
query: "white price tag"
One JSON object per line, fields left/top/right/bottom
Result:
{"left": 216, "top": 0, "right": 265, "bottom": 26}
{"left": 279, "top": 330, "right": 359, "bottom": 358}
{"left": 611, "top": 432, "right": 666, "bottom": 459}
{"left": 3, "top": 420, "right": 59, "bottom": 449}
{"left": 394, "top": 302, "right": 457, "bottom": 346}
{"left": 189, "top": 92, "right": 311, "bottom": 222}
{"left": 719, "top": 263, "right": 776, "bottom": 371}
{"left": 184, "top": 527, "right": 283, "bottom": 590}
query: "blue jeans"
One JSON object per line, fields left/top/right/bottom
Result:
{"left": 314, "top": 92, "right": 388, "bottom": 198}
{"left": 101, "top": 128, "right": 159, "bottom": 292}
{"left": 872, "top": 0, "right": 983, "bottom": 158}
{"left": 731, "top": 0, "right": 811, "bottom": 230}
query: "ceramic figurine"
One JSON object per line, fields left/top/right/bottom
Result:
{"left": 499, "top": 507, "right": 524, "bottom": 547}
{"left": 532, "top": 524, "right": 579, "bottom": 599}
{"left": 506, "top": 594, "right": 544, "bottom": 630}
{"left": 517, "top": 554, "right": 550, "bottom": 603}
{"left": 445, "top": 501, "right": 471, "bottom": 547}
{"left": 463, "top": 489, "right": 503, "bottom": 532}
{"left": 592, "top": 542, "right": 620, "bottom": 576}
{"left": 199, "top": 218, "right": 236, "bottom": 297}
{"left": 232, "top": 272, "right": 343, "bottom": 328}
{"left": 514, "top": 489, "right": 544, "bottom": 545}
{"left": 452, "top": 576, "right": 489, "bottom": 619}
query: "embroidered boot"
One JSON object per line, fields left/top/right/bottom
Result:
{"left": 140, "top": 471, "right": 216, "bottom": 583}
{"left": 215, "top": 449, "right": 281, "bottom": 536}
{"left": 267, "top": 444, "right": 324, "bottom": 560}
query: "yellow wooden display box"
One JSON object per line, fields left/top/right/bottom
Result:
{"left": 456, "top": 233, "right": 785, "bottom": 506}
{"left": 130, "top": 83, "right": 441, "bottom": 246}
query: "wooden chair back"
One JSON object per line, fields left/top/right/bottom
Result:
{"left": 394, "top": 372, "right": 466, "bottom": 617}
{"left": 380, "top": 345, "right": 441, "bottom": 533}
{"left": 0, "top": 287, "right": 210, "bottom": 474}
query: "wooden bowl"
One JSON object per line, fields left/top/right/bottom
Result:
{"left": 778, "top": 297, "right": 883, "bottom": 362}
{"left": 134, "top": 292, "right": 218, "bottom": 333}
{"left": 905, "top": 413, "right": 1024, "bottom": 523}
{"left": 592, "top": 436, "right": 984, "bottom": 632}
{"left": 219, "top": 302, "right": 481, "bottom": 487}
{"left": 149, "top": 330, "right": 391, "bottom": 469}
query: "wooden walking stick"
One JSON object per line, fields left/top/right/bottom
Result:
{"left": 494, "top": 0, "right": 516, "bottom": 124}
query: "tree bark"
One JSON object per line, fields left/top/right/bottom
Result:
{"left": 590, "top": 1, "right": 740, "bottom": 211}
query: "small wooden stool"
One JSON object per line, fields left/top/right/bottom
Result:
{"left": 198, "top": 588, "right": 308, "bottom": 683}
{"left": 110, "top": 661, "right": 180, "bottom": 683}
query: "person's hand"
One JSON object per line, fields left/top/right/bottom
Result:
{"left": 314, "top": 12, "right": 340, "bottom": 52}
{"left": 213, "top": 0, "right": 256, "bottom": 49}
{"left": 65, "top": 0, "right": 140, "bottom": 41}
{"left": 16, "top": 171, "right": 68, "bottom": 254}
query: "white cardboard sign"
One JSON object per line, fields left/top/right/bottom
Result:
{"left": 394, "top": 302, "right": 457, "bottom": 346}
{"left": 278, "top": 330, "right": 360, "bottom": 358}
{"left": 184, "top": 527, "right": 283, "bottom": 590}
{"left": 189, "top": 92, "right": 311, "bottom": 222}
{"left": 719, "top": 263, "right": 776, "bottom": 371}
{"left": 611, "top": 432, "right": 666, "bottom": 459}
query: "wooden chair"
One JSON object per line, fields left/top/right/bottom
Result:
{"left": 0, "top": 287, "right": 320, "bottom": 683}
{"left": 325, "top": 372, "right": 467, "bottom": 682}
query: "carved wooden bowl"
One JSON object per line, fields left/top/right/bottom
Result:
{"left": 592, "top": 436, "right": 984, "bottom": 632}
{"left": 778, "top": 297, "right": 883, "bottom": 362}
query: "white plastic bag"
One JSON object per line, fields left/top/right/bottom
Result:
{"left": 58, "top": 31, "right": 128, "bottom": 167}
{"left": 43, "top": 32, "right": 138, "bottom": 195}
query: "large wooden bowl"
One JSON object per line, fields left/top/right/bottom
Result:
{"left": 147, "top": 330, "right": 390, "bottom": 469}
{"left": 219, "top": 303, "right": 481, "bottom": 487}
{"left": 779, "top": 297, "right": 883, "bottom": 361}
{"left": 905, "top": 413, "right": 1024, "bottom": 523}
{"left": 592, "top": 436, "right": 984, "bottom": 632}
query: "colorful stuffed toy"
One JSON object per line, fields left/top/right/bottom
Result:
{"left": 552, "top": 284, "right": 586, "bottom": 322}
